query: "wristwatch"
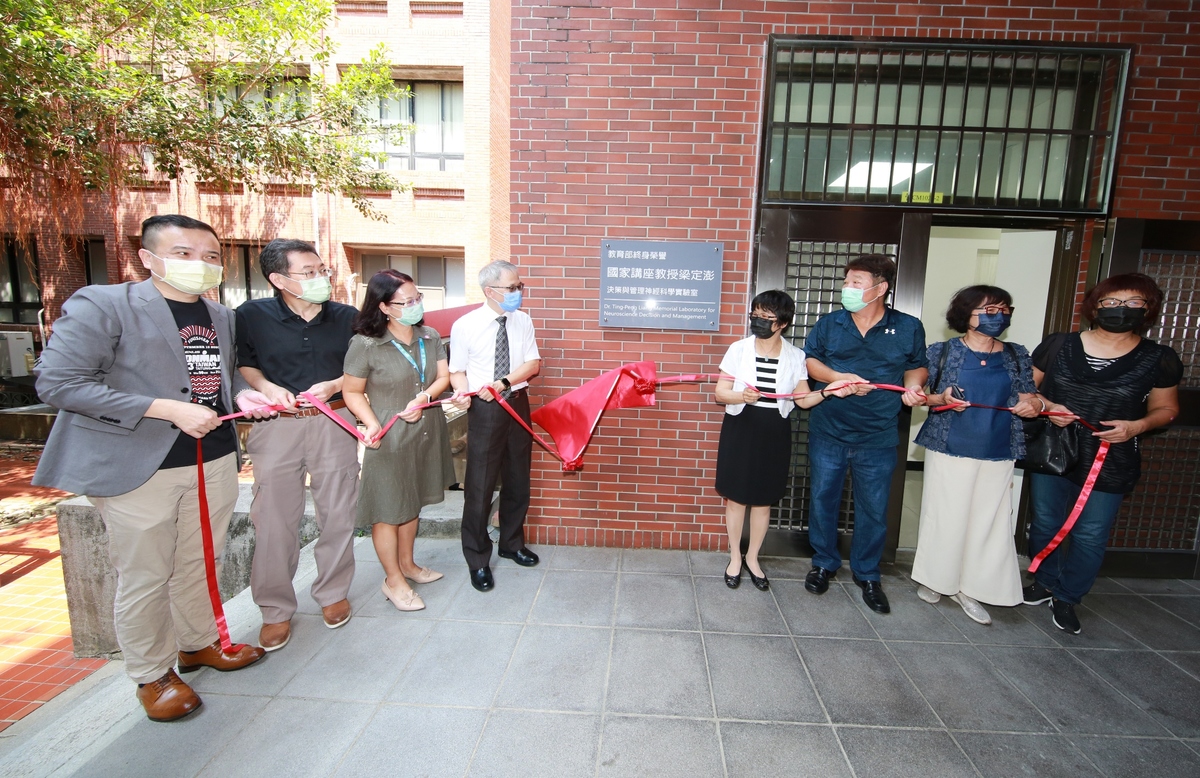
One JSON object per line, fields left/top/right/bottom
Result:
{"left": 499, "top": 377, "right": 512, "bottom": 389}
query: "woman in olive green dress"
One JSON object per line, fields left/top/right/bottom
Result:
{"left": 343, "top": 270, "right": 455, "bottom": 612}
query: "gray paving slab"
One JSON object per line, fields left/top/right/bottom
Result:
{"left": 1070, "top": 734, "right": 1200, "bottom": 778}
{"left": 836, "top": 727, "right": 978, "bottom": 778}
{"left": 1083, "top": 593, "right": 1200, "bottom": 651}
{"left": 614, "top": 573, "right": 699, "bottom": 630}
{"left": 468, "top": 709, "right": 600, "bottom": 778}
{"left": 954, "top": 732, "right": 1103, "bottom": 778}
{"left": 495, "top": 624, "right": 611, "bottom": 712}
{"left": 440, "top": 565, "right": 543, "bottom": 623}
{"left": 546, "top": 545, "right": 620, "bottom": 571}
{"left": 1144, "top": 594, "right": 1200, "bottom": 628}
{"left": 847, "top": 583, "right": 971, "bottom": 644}
{"left": 605, "top": 629, "right": 712, "bottom": 717}
{"left": 774, "top": 580, "right": 879, "bottom": 639}
{"left": 332, "top": 704, "right": 487, "bottom": 778}
{"left": 596, "top": 715, "right": 724, "bottom": 778}
{"left": 694, "top": 574, "right": 788, "bottom": 634}
{"left": 1071, "top": 648, "right": 1200, "bottom": 738}
{"left": 795, "top": 637, "right": 940, "bottom": 727}
{"left": 1017, "top": 600, "right": 1151, "bottom": 649}
{"left": 719, "top": 722, "right": 852, "bottom": 778}
{"left": 528, "top": 569, "right": 617, "bottom": 626}
{"left": 619, "top": 547, "right": 691, "bottom": 574}
{"left": 188, "top": 613, "right": 337, "bottom": 697}
{"left": 704, "top": 632, "right": 825, "bottom": 722}
{"left": 388, "top": 620, "right": 522, "bottom": 707}
{"left": 1108, "top": 577, "right": 1200, "bottom": 595}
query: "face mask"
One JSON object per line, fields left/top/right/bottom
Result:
{"left": 150, "top": 253, "right": 223, "bottom": 295}
{"left": 974, "top": 311, "right": 1011, "bottom": 338}
{"left": 290, "top": 275, "right": 331, "bottom": 304}
{"left": 840, "top": 281, "right": 882, "bottom": 313}
{"left": 398, "top": 302, "right": 424, "bottom": 325}
{"left": 497, "top": 289, "right": 522, "bottom": 312}
{"left": 749, "top": 317, "right": 776, "bottom": 339}
{"left": 1093, "top": 307, "right": 1145, "bottom": 333}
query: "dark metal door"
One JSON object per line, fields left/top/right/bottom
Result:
{"left": 754, "top": 206, "right": 930, "bottom": 560}
{"left": 1101, "top": 219, "right": 1200, "bottom": 579}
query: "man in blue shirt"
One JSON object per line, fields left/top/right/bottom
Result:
{"left": 803, "top": 255, "right": 928, "bottom": 614}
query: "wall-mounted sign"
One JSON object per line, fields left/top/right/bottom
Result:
{"left": 599, "top": 240, "right": 723, "bottom": 332}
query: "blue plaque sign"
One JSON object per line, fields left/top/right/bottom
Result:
{"left": 599, "top": 240, "right": 723, "bottom": 332}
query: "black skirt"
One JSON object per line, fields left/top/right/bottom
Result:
{"left": 715, "top": 404, "right": 792, "bottom": 506}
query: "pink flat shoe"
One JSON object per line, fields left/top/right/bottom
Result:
{"left": 406, "top": 567, "right": 444, "bottom": 584}
{"left": 381, "top": 579, "right": 425, "bottom": 612}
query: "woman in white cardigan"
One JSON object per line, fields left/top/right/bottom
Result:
{"left": 714, "top": 290, "right": 854, "bottom": 591}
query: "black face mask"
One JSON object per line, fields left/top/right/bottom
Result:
{"left": 749, "top": 317, "right": 776, "bottom": 339}
{"left": 1093, "top": 307, "right": 1146, "bottom": 333}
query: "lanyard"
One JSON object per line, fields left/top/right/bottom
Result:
{"left": 391, "top": 337, "right": 426, "bottom": 385}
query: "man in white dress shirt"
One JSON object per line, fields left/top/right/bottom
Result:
{"left": 449, "top": 261, "right": 542, "bottom": 591}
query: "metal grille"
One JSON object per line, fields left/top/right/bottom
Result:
{"left": 1109, "top": 429, "right": 1200, "bottom": 551}
{"left": 764, "top": 40, "right": 1128, "bottom": 214}
{"left": 1141, "top": 251, "right": 1199, "bottom": 387}
{"left": 771, "top": 240, "right": 898, "bottom": 533}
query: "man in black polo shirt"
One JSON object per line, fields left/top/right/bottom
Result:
{"left": 802, "top": 254, "right": 928, "bottom": 614}
{"left": 236, "top": 239, "right": 359, "bottom": 651}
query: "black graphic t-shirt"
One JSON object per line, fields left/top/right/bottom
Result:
{"left": 159, "top": 299, "right": 238, "bottom": 469}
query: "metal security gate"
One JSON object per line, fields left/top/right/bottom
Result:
{"left": 754, "top": 207, "right": 930, "bottom": 559}
{"left": 1104, "top": 220, "right": 1200, "bottom": 578}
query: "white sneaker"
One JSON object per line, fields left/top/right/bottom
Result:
{"left": 950, "top": 593, "right": 991, "bottom": 625}
{"left": 917, "top": 585, "right": 941, "bottom": 604}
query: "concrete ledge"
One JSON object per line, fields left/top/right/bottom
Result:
{"left": 56, "top": 484, "right": 463, "bottom": 658}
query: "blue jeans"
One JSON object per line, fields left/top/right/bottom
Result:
{"left": 1028, "top": 472, "right": 1126, "bottom": 605}
{"left": 807, "top": 434, "right": 897, "bottom": 581}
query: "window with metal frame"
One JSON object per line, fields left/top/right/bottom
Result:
{"left": 220, "top": 244, "right": 273, "bottom": 309}
{"left": 370, "top": 81, "right": 465, "bottom": 172}
{"left": 763, "top": 39, "right": 1129, "bottom": 215}
{"left": 1, "top": 237, "right": 42, "bottom": 324}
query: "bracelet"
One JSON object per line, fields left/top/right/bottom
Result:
{"left": 819, "top": 388, "right": 828, "bottom": 398}
{"left": 419, "top": 391, "right": 431, "bottom": 403}
{"left": 1037, "top": 397, "right": 1048, "bottom": 413}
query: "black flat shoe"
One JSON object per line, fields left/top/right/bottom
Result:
{"left": 498, "top": 547, "right": 540, "bottom": 567}
{"left": 804, "top": 566, "right": 836, "bottom": 594}
{"left": 724, "top": 563, "right": 742, "bottom": 589}
{"left": 470, "top": 566, "right": 494, "bottom": 592}
{"left": 748, "top": 569, "right": 770, "bottom": 591}
{"left": 853, "top": 574, "right": 891, "bottom": 614}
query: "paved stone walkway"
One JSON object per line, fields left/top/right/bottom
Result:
{"left": 1, "top": 538, "right": 1199, "bottom": 777}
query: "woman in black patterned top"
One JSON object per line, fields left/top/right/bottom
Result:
{"left": 1024, "top": 273, "right": 1182, "bottom": 635}
{"left": 713, "top": 290, "right": 854, "bottom": 591}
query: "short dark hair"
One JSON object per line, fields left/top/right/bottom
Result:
{"left": 945, "top": 285, "right": 1014, "bottom": 333}
{"left": 845, "top": 254, "right": 896, "bottom": 294}
{"left": 750, "top": 289, "right": 796, "bottom": 330}
{"left": 259, "top": 239, "right": 319, "bottom": 295}
{"left": 353, "top": 270, "right": 418, "bottom": 337}
{"left": 141, "top": 214, "right": 219, "bottom": 252}
{"left": 1081, "top": 272, "right": 1164, "bottom": 332}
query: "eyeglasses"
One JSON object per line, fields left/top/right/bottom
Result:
{"left": 287, "top": 267, "right": 332, "bottom": 280}
{"left": 971, "top": 305, "right": 1013, "bottom": 316}
{"left": 1097, "top": 297, "right": 1148, "bottom": 309}
{"left": 488, "top": 283, "right": 525, "bottom": 294}
{"left": 749, "top": 314, "right": 777, "bottom": 323}
{"left": 387, "top": 294, "right": 424, "bottom": 309}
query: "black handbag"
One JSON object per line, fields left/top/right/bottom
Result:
{"left": 1016, "top": 333, "right": 1077, "bottom": 476}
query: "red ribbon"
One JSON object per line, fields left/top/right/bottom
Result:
{"left": 195, "top": 440, "right": 246, "bottom": 654}
{"left": 1027, "top": 439, "right": 1111, "bottom": 574}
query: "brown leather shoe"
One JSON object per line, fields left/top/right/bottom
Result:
{"left": 321, "top": 599, "right": 352, "bottom": 629}
{"left": 259, "top": 620, "right": 291, "bottom": 652}
{"left": 137, "top": 669, "right": 201, "bottom": 722}
{"left": 177, "top": 640, "right": 266, "bottom": 673}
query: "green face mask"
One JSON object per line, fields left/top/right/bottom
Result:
{"left": 291, "top": 276, "right": 331, "bottom": 304}
{"left": 840, "top": 281, "right": 883, "bottom": 313}
{"left": 398, "top": 302, "right": 424, "bottom": 325}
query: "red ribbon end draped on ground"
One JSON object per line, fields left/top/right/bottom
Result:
{"left": 195, "top": 440, "right": 246, "bottom": 654}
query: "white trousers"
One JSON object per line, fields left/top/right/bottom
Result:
{"left": 911, "top": 450, "right": 1022, "bottom": 606}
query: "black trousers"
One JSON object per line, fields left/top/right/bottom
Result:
{"left": 461, "top": 390, "right": 533, "bottom": 568}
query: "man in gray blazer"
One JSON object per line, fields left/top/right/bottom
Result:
{"left": 34, "top": 214, "right": 276, "bottom": 722}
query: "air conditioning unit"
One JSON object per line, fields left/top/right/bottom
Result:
{"left": 0, "top": 331, "right": 35, "bottom": 378}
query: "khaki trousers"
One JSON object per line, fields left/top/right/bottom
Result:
{"left": 247, "top": 409, "right": 360, "bottom": 624}
{"left": 93, "top": 453, "right": 239, "bottom": 684}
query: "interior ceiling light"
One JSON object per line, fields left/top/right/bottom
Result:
{"left": 829, "top": 162, "right": 932, "bottom": 189}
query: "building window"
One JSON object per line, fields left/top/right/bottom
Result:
{"left": 763, "top": 39, "right": 1129, "bottom": 214}
{"left": 358, "top": 253, "right": 465, "bottom": 309}
{"left": 220, "top": 245, "right": 274, "bottom": 309}
{"left": 1, "top": 237, "right": 42, "bottom": 324}
{"left": 81, "top": 238, "right": 108, "bottom": 286}
{"left": 370, "top": 81, "right": 464, "bottom": 172}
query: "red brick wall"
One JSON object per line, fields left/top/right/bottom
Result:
{"left": 510, "top": 0, "right": 1200, "bottom": 549}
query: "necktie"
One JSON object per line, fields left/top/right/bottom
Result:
{"left": 494, "top": 316, "right": 510, "bottom": 381}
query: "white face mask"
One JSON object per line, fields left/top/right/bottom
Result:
{"left": 289, "top": 275, "right": 332, "bottom": 304}
{"left": 149, "top": 252, "right": 223, "bottom": 295}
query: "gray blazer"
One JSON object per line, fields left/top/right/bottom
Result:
{"left": 33, "top": 280, "right": 248, "bottom": 497}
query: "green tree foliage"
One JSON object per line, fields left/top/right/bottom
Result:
{"left": 0, "top": 0, "right": 405, "bottom": 224}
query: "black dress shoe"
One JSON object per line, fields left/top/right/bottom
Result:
{"left": 724, "top": 563, "right": 742, "bottom": 589}
{"left": 853, "top": 574, "right": 891, "bottom": 614}
{"left": 804, "top": 566, "right": 836, "bottom": 594}
{"left": 498, "top": 547, "right": 540, "bottom": 567}
{"left": 470, "top": 567, "right": 494, "bottom": 592}
{"left": 748, "top": 569, "right": 770, "bottom": 591}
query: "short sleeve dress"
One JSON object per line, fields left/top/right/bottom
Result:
{"left": 343, "top": 327, "right": 455, "bottom": 527}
